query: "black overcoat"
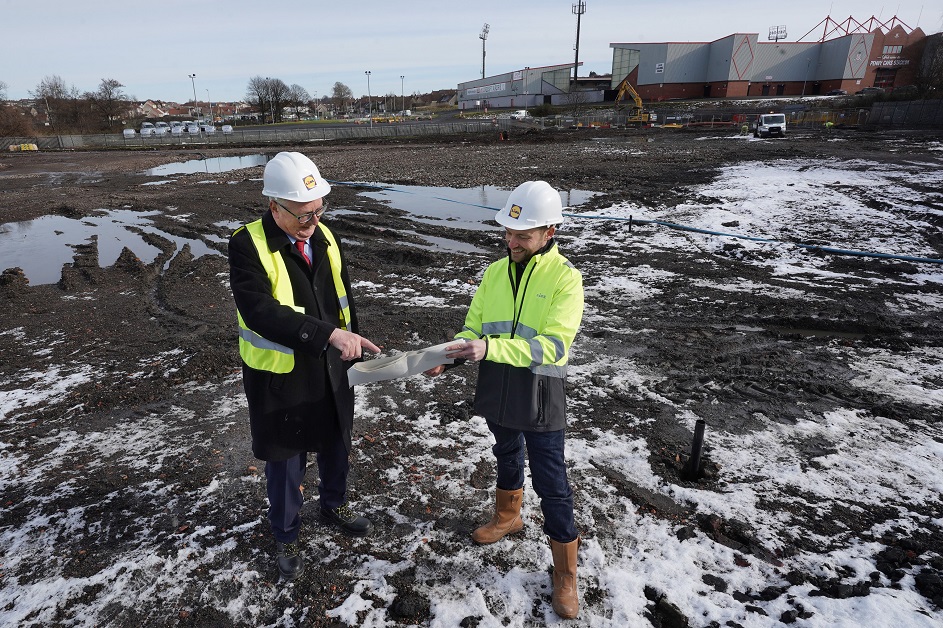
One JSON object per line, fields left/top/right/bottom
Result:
{"left": 228, "top": 211, "right": 359, "bottom": 461}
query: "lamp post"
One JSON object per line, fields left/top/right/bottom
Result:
{"left": 400, "top": 75, "right": 405, "bottom": 117}
{"left": 206, "top": 89, "right": 213, "bottom": 122}
{"left": 365, "top": 71, "right": 372, "bottom": 128}
{"left": 188, "top": 73, "right": 197, "bottom": 118}
{"left": 479, "top": 23, "right": 489, "bottom": 79}
{"left": 572, "top": 2, "right": 586, "bottom": 85}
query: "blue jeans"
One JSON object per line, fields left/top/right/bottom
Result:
{"left": 488, "top": 422, "right": 577, "bottom": 543}
{"left": 265, "top": 432, "right": 349, "bottom": 544}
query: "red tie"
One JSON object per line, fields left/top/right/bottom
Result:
{"left": 295, "top": 240, "right": 311, "bottom": 266}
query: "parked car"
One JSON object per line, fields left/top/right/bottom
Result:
{"left": 154, "top": 122, "right": 170, "bottom": 135}
{"left": 122, "top": 128, "right": 136, "bottom": 138}
{"left": 855, "top": 86, "right": 885, "bottom": 95}
{"left": 140, "top": 122, "right": 156, "bottom": 136}
{"left": 510, "top": 109, "right": 532, "bottom": 121}
{"left": 825, "top": 89, "right": 847, "bottom": 96}
{"left": 199, "top": 122, "right": 216, "bottom": 134}
{"left": 892, "top": 85, "right": 918, "bottom": 96}
{"left": 182, "top": 121, "right": 199, "bottom": 134}
{"left": 170, "top": 121, "right": 185, "bottom": 135}
{"left": 221, "top": 124, "right": 234, "bottom": 134}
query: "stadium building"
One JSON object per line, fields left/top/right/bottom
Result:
{"left": 456, "top": 16, "right": 930, "bottom": 108}
{"left": 609, "top": 16, "right": 927, "bottom": 100}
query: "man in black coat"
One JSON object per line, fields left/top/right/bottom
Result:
{"left": 228, "top": 152, "right": 379, "bottom": 581}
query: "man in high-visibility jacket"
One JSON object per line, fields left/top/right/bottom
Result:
{"left": 228, "top": 152, "right": 380, "bottom": 581}
{"left": 425, "top": 180, "right": 584, "bottom": 619}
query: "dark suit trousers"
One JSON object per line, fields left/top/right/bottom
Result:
{"left": 266, "top": 415, "right": 350, "bottom": 543}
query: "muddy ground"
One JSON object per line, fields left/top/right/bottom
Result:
{"left": 1, "top": 126, "right": 942, "bottom": 627}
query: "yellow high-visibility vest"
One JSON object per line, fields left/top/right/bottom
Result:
{"left": 236, "top": 220, "right": 350, "bottom": 373}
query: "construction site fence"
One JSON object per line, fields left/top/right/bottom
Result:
{"left": 4, "top": 102, "right": 941, "bottom": 150}
{"left": 545, "top": 100, "right": 943, "bottom": 130}
{"left": 1, "top": 119, "right": 509, "bottom": 151}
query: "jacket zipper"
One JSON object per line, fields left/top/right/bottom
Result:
{"left": 498, "top": 255, "right": 538, "bottom": 424}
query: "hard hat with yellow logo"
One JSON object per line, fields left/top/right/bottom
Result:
{"left": 496, "top": 180, "right": 564, "bottom": 229}
{"left": 262, "top": 151, "right": 331, "bottom": 202}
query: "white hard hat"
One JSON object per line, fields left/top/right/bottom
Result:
{"left": 496, "top": 180, "right": 564, "bottom": 229}
{"left": 261, "top": 152, "right": 331, "bottom": 202}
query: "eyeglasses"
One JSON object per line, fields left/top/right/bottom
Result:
{"left": 274, "top": 200, "right": 327, "bottom": 224}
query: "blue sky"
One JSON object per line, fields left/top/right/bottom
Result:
{"left": 2, "top": 0, "right": 939, "bottom": 103}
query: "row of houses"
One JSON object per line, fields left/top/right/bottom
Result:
{"left": 5, "top": 88, "right": 461, "bottom": 130}
{"left": 138, "top": 89, "right": 458, "bottom": 122}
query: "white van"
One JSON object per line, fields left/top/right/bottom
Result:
{"left": 753, "top": 113, "right": 786, "bottom": 138}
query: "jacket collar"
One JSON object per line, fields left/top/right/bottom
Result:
{"left": 507, "top": 237, "right": 558, "bottom": 268}
{"left": 261, "top": 210, "right": 328, "bottom": 253}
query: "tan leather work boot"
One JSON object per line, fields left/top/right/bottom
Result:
{"left": 550, "top": 537, "right": 580, "bottom": 619}
{"left": 471, "top": 487, "right": 525, "bottom": 544}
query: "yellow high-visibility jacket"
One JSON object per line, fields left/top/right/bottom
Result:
{"left": 236, "top": 220, "right": 350, "bottom": 373}
{"left": 456, "top": 241, "right": 583, "bottom": 431}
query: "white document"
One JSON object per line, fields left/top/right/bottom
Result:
{"left": 346, "top": 339, "right": 466, "bottom": 387}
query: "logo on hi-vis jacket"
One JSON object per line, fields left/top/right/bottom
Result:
{"left": 303, "top": 175, "right": 317, "bottom": 190}
{"left": 509, "top": 204, "right": 522, "bottom": 219}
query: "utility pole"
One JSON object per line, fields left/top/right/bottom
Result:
{"left": 188, "top": 73, "right": 197, "bottom": 117}
{"left": 572, "top": 2, "right": 586, "bottom": 85}
{"left": 480, "top": 23, "right": 490, "bottom": 79}
{"left": 365, "top": 71, "right": 372, "bottom": 128}
{"left": 400, "top": 75, "right": 405, "bottom": 116}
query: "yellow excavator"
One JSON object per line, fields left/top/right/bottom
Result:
{"left": 614, "top": 75, "right": 651, "bottom": 125}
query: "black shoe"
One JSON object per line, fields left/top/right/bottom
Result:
{"left": 275, "top": 541, "right": 305, "bottom": 581}
{"left": 320, "top": 502, "right": 373, "bottom": 537}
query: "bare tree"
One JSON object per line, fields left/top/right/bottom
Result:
{"left": 917, "top": 33, "right": 943, "bottom": 96}
{"left": 332, "top": 81, "right": 353, "bottom": 115}
{"left": 85, "top": 78, "right": 131, "bottom": 131}
{"left": 0, "top": 83, "right": 35, "bottom": 136}
{"left": 245, "top": 76, "right": 268, "bottom": 121}
{"left": 287, "top": 84, "right": 310, "bottom": 120}
{"left": 31, "top": 75, "right": 80, "bottom": 133}
{"left": 245, "top": 77, "right": 290, "bottom": 123}
{"left": 563, "top": 90, "right": 591, "bottom": 118}
{"left": 267, "top": 78, "right": 290, "bottom": 123}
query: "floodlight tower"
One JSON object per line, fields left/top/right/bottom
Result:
{"left": 480, "top": 23, "right": 490, "bottom": 79}
{"left": 768, "top": 25, "right": 787, "bottom": 41}
{"left": 572, "top": 2, "right": 586, "bottom": 84}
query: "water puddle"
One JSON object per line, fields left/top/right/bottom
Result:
{"left": 399, "top": 229, "right": 489, "bottom": 254}
{"left": 2, "top": 184, "right": 601, "bottom": 284}
{"left": 358, "top": 184, "right": 599, "bottom": 231}
{"left": 0, "top": 210, "right": 222, "bottom": 285}
{"left": 144, "top": 154, "right": 269, "bottom": 176}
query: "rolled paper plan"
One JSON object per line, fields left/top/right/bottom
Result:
{"left": 346, "top": 339, "right": 467, "bottom": 387}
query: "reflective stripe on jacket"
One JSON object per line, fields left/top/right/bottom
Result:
{"left": 456, "top": 241, "right": 583, "bottom": 430}
{"left": 236, "top": 220, "right": 350, "bottom": 373}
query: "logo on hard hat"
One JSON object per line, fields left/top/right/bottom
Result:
{"left": 509, "top": 204, "right": 522, "bottom": 219}
{"left": 303, "top": 175, "right": 317, "bottom": 190}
